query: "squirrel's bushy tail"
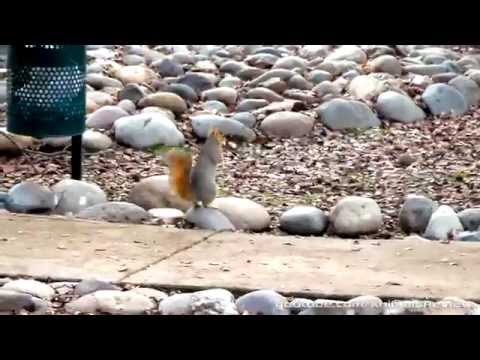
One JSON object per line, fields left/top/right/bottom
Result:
{"left": 165, "top": 149, "right": 194, "bottom": 202}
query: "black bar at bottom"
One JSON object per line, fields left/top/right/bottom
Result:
{"left": 71, "top": 135, "right": 82, "bottom": 180}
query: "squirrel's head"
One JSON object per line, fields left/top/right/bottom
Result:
{"left": 208, "top": 128, "right": 226, "bottom": 145}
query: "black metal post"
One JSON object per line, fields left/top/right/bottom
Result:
{"left": 71, "top": 134, "right": 82, "bottom": 180}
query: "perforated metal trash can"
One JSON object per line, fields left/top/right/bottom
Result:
{"left": 6, "top": 45, "right": 86, "bottom": 139}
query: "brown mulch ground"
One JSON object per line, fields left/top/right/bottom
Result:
{"left": 2, "top": 107, "right": 480, "bottom": 239}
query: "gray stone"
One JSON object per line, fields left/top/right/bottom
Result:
{"left": 138, "top": 92, "right": 187, "bottom": 114}
{"left": 236, "top": 289, "right": 289, "bottom": 315}
{"left": 86, "top": 73, "right": 123, "bottom": 90}
{"left": 219, "top": 76, "right": 243, "bottom": 88}
{"left": 129, "top": 175, "right": 191, "bottom": 212}
{"left": 280, "top": 206, "right": 329, "bottom": 236}
{"left": 467, "top": 70, "right": 480, "bottom": 86}
{"left": 300, "top": 45, "right": 331, "bottom": 59}
{"left": 347, "top": 295, "right": 383, "bottom": 315}
{"left": 66, "top": 290, "right": 155, "bottom": 315}
{"left": 260, "top": 77, "right": 288, "bottom": 94}
{"left": 117, "top": 99, "right": 136, "bottom": 114}
{"left": 458, "top": 208, "right": 480, "bottom": 231}
{"left": 113, "top": 65, "right": 157, "bottom": 85}
{"left": 342, "top": 70, "right": 360, "bottom": 80}
{"left": 375, "top": 91, "right": 425, "bottom": 123}
{"left": 237, "top": 67, "right": 267, "bottom": 81}
{"left": 129, "top": 288, "right": 168, "bottom": 303}
{"left": 325, "top": 45, "right": 367, "bottom": 64}
{"left": 253, "top": 47, "right": 285, "bottom": 57}
{"left": 231, "top": 112, "right": 256, "bottom": 128}
{"left": 5, "top": 181, "right": 57, "bottom": 214}
{"left": 41, "top": 136, "right": 71, "bottom": 148}
{"left": 260, "top": 111, "right": 315, "bottom": 138}
{"left": 432, "top": 72, "right": 459, "bottom": 83}
{"left": 171, "top": 53, "right": 196, "bottom": 65}
{"left": 148, "top": 208, "right": 185, "bottom": 224}
{"left": 0, "top": 289, "right": 35, "bottom": 312}
{"left": 77, "top": 201, "right": 151, "bottom": 224}
{"left": 411, "top": 74, "right": 434, "bottom": 89}
{"left": 194, "top": 60, "right": 217, "bottom": 73}
{"left": 140, "top": 107, "right": 175, "bottom": 120}
{"left": 273, "top": 56, "right": 307, "bottom": 70}
{"left": 202, "top": 87, "right": 238, "bottom": 106}
{"left": 236, "top": 99, "right": 269, "bottom": 112}
{"left": 456, "top": 231, "right": 480, "bottom": 242}
{"left": 359, "top": 45, "right": 395, "bottom": 58}
{"left": 177, "top": 73, "right": 215, "bottom": 95}
{"left": 191, "top": 289, "right": 238, "bottom": 315}
{"left": 312, "top": 81, "right": 342, "bottom": 99}
{"left": 404, "top": 64, "right": 449, "bottom": 76}
{"left": 316, "top": 98, "right": 381, "bottom": 130}
{"left": 348, "top": 75, "right": 386, "bottom": 100}
{"left": 82, "top": 130, "right": 113, "bottom": 152}
{"left": 191, "top": 114, "right": 256, "bottom": 141}
{"left": 117, "top": 83, "right": 146, "bottom": 104}
{"left": 220, "top": 61, "right": 247, "bottom": 75}
{"left": 448, "top": 75, "right": 480, "bottom": 108}
{"left": 87, "top": 91, "right": 115, "bottom": 107}
{"left": 299, "top": 299, "right": 350, "bottom": 315}
{"left": 114, "top": 113, "right": 185, "bottom": 149}
{"left": 159, "top": 293, "right": 194, "bottom": 315}
{"left": 185, "top": 207, "right": 236, "bottom": 231}
{"left": 30, "top": 298, "right": 52, "bottom": 315}
{"left": 86, "top": 106, "right": 129, "bottom": 130}
{"left": 87, "top": 63, "right": 104, "bottom": 74}
{"left": 246, "top": 87, "right": 283, "bottom": 103}
{"left": 202, "top": 100, "right": 229, "bottom": 114}
{"left": 52, "top": 179, "right": 107, "bottom": 215}
{"left": 245, "top": 53, "right": 279, "bottom": 69}
{"left": 412, "top": 47, "right": 460, "bottom": 60}
{"left": 456, "top": 56, "right": 480, "bottom": 72}
{"left": 74, "top": 279, "right": 120, "bottom": 296}
{"left": 166, "top": 83, "right": 199, "bottom": 103}
{"left": 0, "top": 80, "right": 6, "bottom": 103}
{"left": 369, "top": 55, "right": 402, "bottom": 75}
{"left": 123, "top": 54, "right": 145, "bottom": 66}
{"left": 423, "top": 54, "right": 448, "bottom": 65}
{"left": 249, "top": 69, "right": 296, "bottom": 87}
{"left": 151, "top": 58, "right": 184, "bottom": 77}
{"left": 2, "top": 279, "right": 55, "bottom": 300}
{"left": 87, "top": 48, "right": 115, "bottom": 60}
{"left": 329, "top": 196, "right": 383, "bottom": 237}
{"left": 421, "top": 84, "right": 468, "bottom": 116}
{"left": 424, "top": 205, "right": 463, "bottom": 240}
{"left": 309, "top": 70, "right": 333, "bottom": 85}
{"left": 399, "top": 195, "right": 437, "bottom": 234}
{"left": 314, "top": 61, "right": 341, "bottom": 76}
{"left": 210, "top": 197, "right": 271, "bottom": 231}
{"left": 287, "top": 75, "right": 313, "bottom": 90}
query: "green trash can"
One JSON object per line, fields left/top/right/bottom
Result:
{"left": 6, "top": 45, "right": 87, "bottom": 179}
{"left": 6, "top": 45, "right": 86, "bottom": 139}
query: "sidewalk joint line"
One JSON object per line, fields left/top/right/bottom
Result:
{"left": 117, "top": 229, "right": 228, "bottom": 282}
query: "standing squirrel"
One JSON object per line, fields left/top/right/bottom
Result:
{"left": 165, "top": 128, "right": 225, "bottom": 208}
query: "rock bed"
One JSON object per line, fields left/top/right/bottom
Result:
{"left": 2, "top": 45, "right": 480, "bottom": 239}
{"left": 1, "top": 277, "right": 478, "bottom": 315}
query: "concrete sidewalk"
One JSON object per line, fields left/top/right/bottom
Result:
{"left": 1, "top": 213, "right": 480, "bottom": 301}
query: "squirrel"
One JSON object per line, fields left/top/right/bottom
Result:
{"left": 164, "top": 128, "right": 225, "bottom": 208}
